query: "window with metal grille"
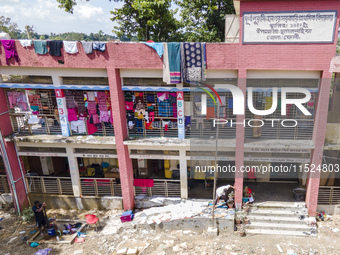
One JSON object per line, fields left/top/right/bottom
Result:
{"left": 1, "top": 75, "right": 53, "bottom": 84}
{"left": 62, "top": 77, "right": 109, "bottom": 85}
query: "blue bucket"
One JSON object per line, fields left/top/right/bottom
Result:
{"left": 47, "top": 228, "right": 55, "bottom": 236}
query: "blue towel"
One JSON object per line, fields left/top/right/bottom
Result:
{"left": 93, "top": 42, "right": 106, "bottom": 52}
{"left": 167, "top": 43, "right": 181, "bottom": 84}
{"left": 143, "top": 42, "right": 163, "bottom": 58}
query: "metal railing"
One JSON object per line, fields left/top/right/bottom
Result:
{"left": 10, "top": 113, "right": 114, "bottom": 137}
{"left": 245, "top": 119, "right": 314, "bottom": 140}
{"left": 26, "top": 176, "right": 74, "bottom": 195}
{"left": 187, "top": 118, "right": 236, "bottom": 139}
{"left": 0, "top": 175, "right": 10, "bottom": 193}
{"left": 318, "top": 186, "right": 340, "bottom": 205}
{"left": 80, "top": 178, "right": 122, "bottom": 197}
{"left": 128, "top": 118, "right": 178, "bottom": 138}
{"left": 134, "top": 179, "right": 181, "bottom": 197}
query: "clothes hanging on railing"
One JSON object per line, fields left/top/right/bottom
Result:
{"left": 93, "top": 42, "right": 106, "bottom": 52}
{"left": 181, "top": 42, "right": 206, "bottom": 82}
{"left": 81, "top": 41, "right": 93, "bottom": 54}
{"left": 1, "top": 40, "right": 18, "bottom": 65}
{"left": 33, "top": 40, "right": 48, "bottom": 55}
{"left": 142, "top": 42, "right": 164, "bottom": 58}
{"left": 63, "top": 41, "right": 78, "bottom": 54}
{"left": 47, "top": 40, "right": 63, "bottom": 56}
{"left": 19, "top": 39, "right": 32, "bottom": 48}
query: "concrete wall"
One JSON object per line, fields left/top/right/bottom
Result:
{"left": 325, "top": 123, "right": 340, "bottom": 144}
{"left": 28, "top": 193, "right": 123, "bottom": 210}
{"left": 317, "top": 204, "right": 340, "bottom": 215}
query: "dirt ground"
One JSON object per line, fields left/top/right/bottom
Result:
{"left": 1, "top": 207, "right": 340, "bottom": 255}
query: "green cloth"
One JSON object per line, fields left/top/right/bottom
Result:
{"left": 34, "top": 41, "right": 48, "bottom": 55}
{"left": 187, "top": 170, "right": 191, "bottom": 178}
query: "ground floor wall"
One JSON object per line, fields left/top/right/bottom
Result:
{"left": 28, "top": 193, "right": 123, "bottom": 210}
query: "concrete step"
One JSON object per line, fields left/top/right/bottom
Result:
{"left": 247, "top": 215, "right": 310, "bottom": 225}
{"left": 246, "top": 228, "right": 317, "bottom": 237}
{"left": 250, "top": 202, "right": 306, "bottom": 209}
{"left": 245, "top": 221, "right": 315, "bottom": 231}
{"left": 249, "top": 209, "right": 308, "bottom": 217}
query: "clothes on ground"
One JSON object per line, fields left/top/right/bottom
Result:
{"left": 1, "top": 39, "right": 19, "bottom": 65}
{"left": 47, "top": 40, "right": 63, "bottom": 56}
{"left": 34, "top": 40, "right": 48, "bottom": 55}
{"left": 181, "top": 42, "right": 206, "bottom": 82}
{"left": 143, "top": 42, "right": 164, "bottom": 58}
{"left": 63, "top": 41, "right": 78, "bottom": 54}
{"left": 216, "top": 185, "right": 231, "bottom": 197}
{"left": 35, "top": 248, "right": 52, "bottom": 255}
{"left": 81, "top": 41, "right": 93, "bottom": 54}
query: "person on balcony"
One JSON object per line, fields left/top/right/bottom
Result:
{"left": 32, "top": 201, "right": 47, "bottom": 235}
{"left": 214, "top": 184, "right": 235, "bottom": 205}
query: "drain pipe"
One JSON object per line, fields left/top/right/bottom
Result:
{"left": 13, "top": 143, "right": 30, "bottom": 207}
{"left": 0, "top": 130, "right": 21, "bottom": 216}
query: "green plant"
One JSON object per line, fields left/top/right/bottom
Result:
{"left": 21, "top": 207, "right": 34, "bottom": 222}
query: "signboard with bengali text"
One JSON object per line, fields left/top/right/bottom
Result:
{"left": 243, "top": 10, "right": 337, "bottom": 44}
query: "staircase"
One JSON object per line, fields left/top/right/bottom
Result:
{"left": 245, "top": 202, "right": 317, "bottom": 237}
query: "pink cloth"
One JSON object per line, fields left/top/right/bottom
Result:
{"left": 149, "top": 111, "right": 155, "bottom": 122}
{"left": 99, "top": 104, "right": 108, "bottom": 111}
{"left": 68, "top": 108, "right": 78, "bottom": 121}
{"left": 87, "top": 120, "right": 97, "bottom": 135}
{"left": 87, "top": 101, "right": 97, "bottom": 109}
{"left": 133, "top": 179, "right": 154, "bottom": 187}
{"left": 88, "top": 109, "right": 97, "bottom": 115}
{"left": 100, "top": 111, "right": 109, "bottom": 122}
{"left": 1, "top": 40, "right": 18, "bottom": 65}
{"left": 110, "top": 111, "right": 113, "bottom": 124}
{"left": 92, "top": 114, "right": 99, "bottom": 124}
{"left": 125, "top": 101, "right": 134, "bottom": 110}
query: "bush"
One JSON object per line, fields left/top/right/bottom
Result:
{"left": 21, "top": 207, "right": 34, "bottom": 222}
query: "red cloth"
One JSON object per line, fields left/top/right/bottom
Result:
{"left": 86, "top": 120, "right": 97, "bottom": 135}
{"left": 133, "top": 179, "right": 154, "bottom": 187}
{"left": 247, "top": 167, "right": 256, "bottom": 179}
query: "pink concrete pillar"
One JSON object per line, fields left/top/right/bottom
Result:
{"left": 305, "top": 71, "right": 333, "bottom": 216}
{"left": 107, "top": 68, "right": 135, "bottom": 211}
{"left": 0, "top": 89, "right": 29, "bottom": 212}
{"left": 234, "top": 70, "right": 247, "bottom": 210}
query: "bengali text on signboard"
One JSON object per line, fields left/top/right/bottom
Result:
{"left": 243, "top": 11, "right": 337, "bottom": 44}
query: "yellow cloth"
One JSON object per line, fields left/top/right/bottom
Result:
{"left": 265, "top": 97, "right": 273, "bottom": 110}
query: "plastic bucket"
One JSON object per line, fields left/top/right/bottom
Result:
{"left": 47, "top": 228, "right": 55, "bottom": 236}
{"left": 293, "top": 188, "right": 306, "bottom": 201}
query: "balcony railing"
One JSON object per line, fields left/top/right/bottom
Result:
{"left": 80, "top": 178, "right": 122, "bottom": 197}
{"left": 187, "top": 118, "right": 236, "bottom": 139}
{"left": 0, "top": 175, "right": 10, "bottom": 193}
{"left": 245, "top": 119, "right": 314, "bottom": 140}
{"left": 10, "top": 113, "right": 114, "bottom": 137}
{"left": 318, "top": 186, "right": 340, "bottom": 205}
{"left": 134, "top": 179, "right": 181, "bottom": 197}
{"left": 128, "top": 119, "right": 178, "bottom": 138}
{"left": 26, "top": 176, "right": 74, "bottom": 195}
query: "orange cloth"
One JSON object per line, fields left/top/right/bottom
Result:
{"left": 206, "top": 107, "right": 215, "bottom": 120}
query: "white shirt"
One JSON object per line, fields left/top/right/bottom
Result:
{"left": 216, "top": 185, "right": 231, "bottom": 197}
{"left": 63, "top": 41, "right": 78, "bottom": 54}
{"left": 249, "top": 196, "right": 254, "bottom": 202}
